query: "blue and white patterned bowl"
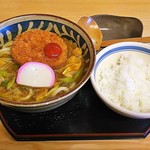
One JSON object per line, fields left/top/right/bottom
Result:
{"left": 0, "top": 14, "right": 95, "bottom": 112}
{"left": 91, "top": 42, "right": 150, "bottom": 119}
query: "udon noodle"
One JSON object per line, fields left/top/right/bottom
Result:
{"left": 0, "top": 38, "right": 85, "bottom": 102}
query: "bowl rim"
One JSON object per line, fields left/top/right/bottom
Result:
{"left": 0, "top": 13, "right": 95, "bottom": 108}
{"left": 91, "top": 42, "right": 150, "bottom": 118}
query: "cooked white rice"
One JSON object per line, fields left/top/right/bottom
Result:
{"left": 96, "top": 54, "right": 150, "bottom": 112}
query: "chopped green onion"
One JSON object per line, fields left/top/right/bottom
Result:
{"left": 0, "top": 77, "right": 15, "bottom": 89}
{"left": 7, "top": 77, "right": 15, "bottom": 89}
{"left": 58, "top": 77, "right": 74, "bottom": 83}
{"left": 0, "top": 70, "right": 9, "bottom": 77}
{"left": 58, "top": 67, "right": 84, "bottom": 83}
{"left": 1, "top": 80, "right": 9, "bottom": 87}
{"left": 73, "top": 67, "right": 84, "bottom": 80}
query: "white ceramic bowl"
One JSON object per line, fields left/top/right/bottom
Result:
{"left": 91, "top": 42, "right": 150, "bottom": 119}
{"left": 0, "top": 14, "right": 95, "bottom": 112}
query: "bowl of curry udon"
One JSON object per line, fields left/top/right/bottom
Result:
{"left": 0, "top": 14, "right": 95, "bottom": 112}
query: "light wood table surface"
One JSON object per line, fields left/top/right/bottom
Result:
{"left": 0, "top": 0, "right": 150, "bottom": 149}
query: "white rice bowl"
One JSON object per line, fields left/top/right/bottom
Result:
{"left": 91, "top": 42, "right": 150, "bottom": 119}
